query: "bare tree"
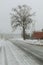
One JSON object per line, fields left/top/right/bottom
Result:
{"left": 10, "top": 5, "right": 34, "bottom": 40}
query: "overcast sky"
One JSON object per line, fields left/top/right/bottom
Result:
{"left": 0, "top": 0, "right": 43, "bottom": 33}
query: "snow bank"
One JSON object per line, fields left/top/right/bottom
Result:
{"left": 0, "top": 39, "right": 7, "bottom": 47}
{"left": 10, "top": 38, "right": 43, "bottom": 45}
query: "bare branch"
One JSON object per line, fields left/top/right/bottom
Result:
{"left": 10, "top": 4, "right": 35, "bottom": 32}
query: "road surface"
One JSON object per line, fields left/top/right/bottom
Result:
{"left": 0, "top": 39, "right": 43, "bottom": 65}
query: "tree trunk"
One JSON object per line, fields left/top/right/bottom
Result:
{"left": 23, "top": 26, "right": 25, "bottom": 40}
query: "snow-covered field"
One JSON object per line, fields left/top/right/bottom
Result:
{"left": 9, "top": 38, "right": 43, "bottom": 45}
{"left": 0, "top": 39, "right": 42, "bottom": 65}
{"left": 10, "top": 38, "right": 43, "bottom": 61}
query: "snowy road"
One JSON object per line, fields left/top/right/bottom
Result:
{"left": 0, "top": 39, "right": 43, "bottom": 65}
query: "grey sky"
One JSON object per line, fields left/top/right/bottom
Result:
{"left": 0, "top": 0, "right": 43, "bottom": 33}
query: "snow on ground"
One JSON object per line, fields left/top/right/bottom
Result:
{"left": 10, "top": 38, "right": 43, "bottom": 45}
{"left": 24, "top": 39, "right": 43, "bottom": 45}
{"left": 0, "top": 39, "right": 40, "bottom": 65}
{"left": 0, "top": 39, "right": 5, "bottom": 47}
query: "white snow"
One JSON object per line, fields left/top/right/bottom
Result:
{"left": 0, "top": 39, "right": 41, "bottom": 65}
{"left": 10, "top": 38, "right": 43, "bottom": 45}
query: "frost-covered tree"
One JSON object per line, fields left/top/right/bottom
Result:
{"left": 10, "top": 5, "right": 34, "bottom": 40}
